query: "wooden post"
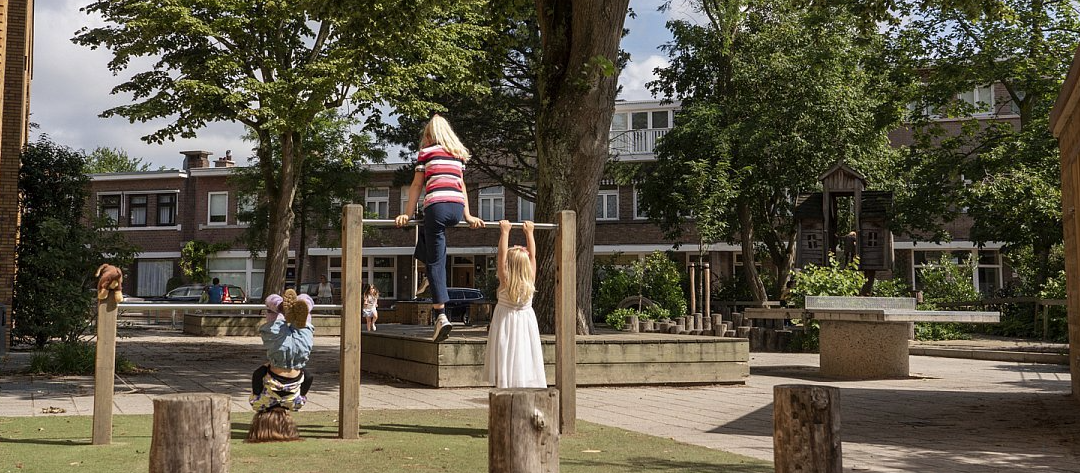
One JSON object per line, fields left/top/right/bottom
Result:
{"left": 703, "top": 263, "right": 711, "bottom": 319}
{"left": 554, "top": 210, "right": 577, "bottom": 434}
{"left": 149, "top": 393, "right": 230, "bottom": 473}
{"left": 773, "top": 384, "right": 842, "bottom": 473}
{"left": 688, "top": 262, "right": 697, "bottom": 315}
{"left": 489, "top": 388, "right": 560, "bottom": 473}
{"left": 92, "top": 296, "right": 118, "bottom": 445}
{"left": 339, "top": 204, "right": 364, "bottom": 439}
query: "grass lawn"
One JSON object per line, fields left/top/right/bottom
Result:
{"left": 0, "top": 409, "right": 772, "bottom": 473}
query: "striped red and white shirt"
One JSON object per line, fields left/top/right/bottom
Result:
{"left": 416, "top": 145, "right": 466, "bottom": 209}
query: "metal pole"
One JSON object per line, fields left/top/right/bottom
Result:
{"left": 361, "top": 219, "right": 558, "bottom": 230}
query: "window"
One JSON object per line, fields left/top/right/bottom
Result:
{"left": 610, "top": 112, "right": 628, "bottom": 131}
{"left": 864, "top": 231, "right": 879, "bottom": 248}
{"left": 651, "top": 110, "right": 670, "bottom": 129}
{"left": 479, "top": 186, "right": 505, "bottom": 221}
{"left": 959, "top": 85, "right": 993, "bottom": 113}
{"left": 236, "top": 195, "right": 255, "bottom": 225}
{"left": 365, "top": 187, "right": 390, "bottom": 219}
{"left": 631, "top": 112, "right": 649, "bottom": 130}
{"left": 518, "top": 196, "right": 535, "bottom": 222}
{"left": 911, "top": 249, "right": 1000, "bottom": 295}
{"left": 129, "top": 195, "right": 147, "bottom": 226}
{"left": 596, "top": 189, "right": 619, "bottom": 220}
{"left": 100, "top": 194, "right": 121, "bottom": 224}
{"left": 368, "top": 256, "right": 396, "bottom": 299}
{"left": 633, "top": 187, "right": 647, "bottom": 220}
{"left": 805, "top": 233, "right": 819, "bottom": 250}
{"left": 136, "top": 260, "right": 173, "bottom": 297}
{"left": 208, "top": 192, "right": 228, "bottom": 225}
{"left": 157, "top": 194, "right": 176, "bottom": 226}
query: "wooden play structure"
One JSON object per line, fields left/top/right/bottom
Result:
{"left": 1050, "top": 44, "right": 1080, "bottom": 402}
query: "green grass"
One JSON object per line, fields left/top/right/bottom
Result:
{"left": 0, "top": 410, "right": 772, "bottom": 473}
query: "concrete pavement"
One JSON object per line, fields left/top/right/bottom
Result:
{"left": 1, "top": 327, "right": 1077, "bottom": 472}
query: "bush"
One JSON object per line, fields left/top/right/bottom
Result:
{"left": 789, "top": 255, "right": 865, "bottom": 308}
{"left": 605, "top": 308, "right": 640, "bottom": 331}
{"left": 913, "top": 254, "right": 980, "bottom": 342}
{"left": 593, "top": 270, "right": 635, "bottom": 321}
{"left": 635, "top": 252, "right": 688, "bottom": 318}
{"left": 872, "top": 278, "right": 911, "bottom": 298}
{"left": 643, "top": 305, "right": 671, "bottom": 321}
{"left": 28, "top": 341, "right": 137, "bottom": 375}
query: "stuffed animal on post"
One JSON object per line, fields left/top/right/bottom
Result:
{"left": 95, "top": 263, "right": 124, "bottom": 304}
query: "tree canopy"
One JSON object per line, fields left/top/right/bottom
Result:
{"left": 85, "top": 147, "right": 152, "bottom": 173}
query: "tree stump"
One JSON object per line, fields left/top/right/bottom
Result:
{"left": 627, "top": 314, "right": 639, "bottom": 333}
{"left": 776, "top": 329, "right": 793, "bottom": 352}
{"left": 489, "top": 388, "right": 559, "bottom": 473}
{"left": 736, "top": 326, "right": 752, "bottom": 339}
{"left": 773, "top": 385, "right": 842, "bottom": 473}
{"left": 150, "top": 393, "right": 231, "bottom": 473}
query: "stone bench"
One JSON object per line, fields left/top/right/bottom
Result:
{"left": 745, "top": 296, "right": 999, "bottom": 379}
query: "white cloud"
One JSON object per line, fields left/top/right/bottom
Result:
{"left": 32, "top": 1, "right": 249, "bottom": 169}
{"left": 662, "top": 0, "right": 709, "bottom": 25}
{"left": 618, "top": 55, "right": 669, "bottom": 101}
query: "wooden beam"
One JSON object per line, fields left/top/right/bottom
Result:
{"left": 92, "top": 296, "right": 118, "bottom": 445}
{"left": 338, "top": 204, "right": 364, "bottom": 439}
{"left": 554, "top": 210, "right": 576, "bottom": 434}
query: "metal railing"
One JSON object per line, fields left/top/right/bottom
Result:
{"left": 362, "top": 219, "right": 558, "bottom": 230}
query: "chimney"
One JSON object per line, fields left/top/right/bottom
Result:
{"left": 214, "top": 149, "right": 236, "bottom": 168}
{"left": 180, "top": 150, "right": 212, "bottom": 170}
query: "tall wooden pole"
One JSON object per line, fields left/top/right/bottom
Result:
{"left": 688, "top": 262, "right": 697, "bottom": 315}
{"left": 703, "top": 262, "right": 711, "bottom": 319}
{"left": 338, "top": 204, "right": 363, "bottom": 438}
{"left": 554, "top": 210, "right": 577, "bottom": 434}
{"left": 92, "top": 296, "right": 118, "bottom": 445}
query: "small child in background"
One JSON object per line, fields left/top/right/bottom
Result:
{"left": 250, "top": 289, "right": 315, "bottom": 412}
{"left": 362, "top": 283, "right": 379, "bottom": 331}
{"left": 484, "top": 220, "right": 546, "bottom": 388}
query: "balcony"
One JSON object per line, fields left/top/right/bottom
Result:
{"left": 609, "top": 128, "right": 669, "bottom": 157}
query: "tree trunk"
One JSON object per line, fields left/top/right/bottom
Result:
{"left": 264, "top": 131, "right": 304, "bottom": 298}
{"left": 773, "top": 384, "right": 842, "bottom": 473}
{"left": 489, "top": 388, "right": 559, "bottom": 473}
{"left": 532, "top": 0, "right": 630, "bottom": 335}
{"left": 738, "top": 202, "right": 769, "bottom": 303}
{"left": 296, "top": 202, "right": 308, "bottom": 289}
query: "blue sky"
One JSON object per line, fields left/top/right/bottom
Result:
{"left": 31, "top": 1, "right": 697, "bottom": 169}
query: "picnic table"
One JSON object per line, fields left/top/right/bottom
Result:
{"left": 744, "top": 296, "right": 999, "bottom": 379}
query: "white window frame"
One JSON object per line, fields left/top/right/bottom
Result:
{"left": 129, "top": 195, "right": 148, "bottom": 227}
{"left": 157, "top": 193, "right": 177, "bottom": 226}
{"left": 400, "top": 186, "right": 424, "bottom": 216}
{"left": 365, "top": 256, "right": 397, "bottom": 299}
{"left": 633, "top": 186, "right": 647, "bottom": 220}
{"left": 99, "top": 193, "right": 122, "bottom": 224}
{"left": 517, "top": 196, "right": 535, "bottom": 222}
{"left": 960, "top": 84, "right": 994, "bottom": 114}
{"left": 479, "top": 186, "right": 505, "bottom": 221}
{"left": 365, "top": 187, "right": 390, "bottom": 219}
{"left": 597, "top": 189, "right": 619, "bottom": 221}
{"left": 207, "top": 192, "right": 229, "bottom": 226}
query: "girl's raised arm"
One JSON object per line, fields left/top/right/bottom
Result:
{"left": 523, "top": 220, "right": 536, "bottom": 281}
{"left": 497, "top": 219, "right": 511, "bottom": 283}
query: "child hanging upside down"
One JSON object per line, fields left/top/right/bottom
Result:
{"left": 250, "top": 289, "right": 315, "bottom": 412}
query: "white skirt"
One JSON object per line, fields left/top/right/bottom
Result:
{"left": 484, "top": 302, "right": 546, "bottom": 388}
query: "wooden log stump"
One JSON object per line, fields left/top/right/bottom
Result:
{"left": 150, "top": 393, "right": 231, "bottom": 473}
{"left": 628, "top": 314, "right": 639, "bottom": 333}
{"left": 675, "top": 316, "right": 686, "bottom": 332}
{"left": 701, "top": 314, "right": 712, "bottom": 333}
{"left": 766, "top": 328, "right": 780, "bottom": 351}
{"left": 750, "top": 327, "right": 764, "bottom": 351}
{"left": 773, "top": 385, "right": 842, "bottom": 473}
{"left": 489, "top": 388, "right": 559, "bottom": 473}
{"left": 723, "top": 330, "right": 736, "bottom": 337}
{"left": 736, "top": 326, "right": 752, "bottom": 339}
{"left": 731, "top": 312, "right": 745, "bottom": 328}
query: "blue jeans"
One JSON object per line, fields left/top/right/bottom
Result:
{"left": 414, "top": 202, "right": 463, "bottom": 305}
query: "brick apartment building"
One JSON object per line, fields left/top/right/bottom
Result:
{"left": 0, "top": 0, "right": 34, "bottom": 352}
{"left": 89, "top": 90, "right": 1018, "bottom": 303}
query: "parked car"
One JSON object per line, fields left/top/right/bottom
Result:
{"left": 414, "top": 287, "right": 485, "bottom": 325}
{"left": 150, "top": 283, "right": 248, "bottom": 304}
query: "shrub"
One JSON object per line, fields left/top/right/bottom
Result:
{"left": 914, "top": 254, "right": 980, "bottom": 342}
{"left": 593, "top": 270, "right": 635, "bottom": 320}
{"left": 605, "top": 308, "right": 640, "bottom": 331}
{"left": 28, "top": 341, "right": 137, "bottom": 375}
{"left": 789, "top": 255, "right": 865, "bottom": 308}
{"left": 872, "top": 278, "right": 911, "bottom": 298}
{"left": 643, "top": 305, "right": 671, "bottom": 321}
{"left": 634, "top": 251, "right": 688, "bottom": 318}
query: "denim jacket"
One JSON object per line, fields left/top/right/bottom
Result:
{"left": 260, "top": 293, "right": 315, "bottom": 370}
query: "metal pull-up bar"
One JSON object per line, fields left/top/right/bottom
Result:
{"left": 337, "top": 206, "right": 578, "bottom": 440}
{"left": 362, "top": 219, "right": 559, "bottom": 230}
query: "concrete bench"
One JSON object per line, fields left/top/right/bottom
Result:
{"left": 745, "top": 296, "right": 1000, "bottom": 379}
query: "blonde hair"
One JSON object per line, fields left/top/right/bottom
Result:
{"left": 502, "top": 247, "right": 535, "bottom": 305}
{"left": 281, "top": 289, "right": 308, "bottom": 329}
{"left": 420, "top": 114, "right": 470, "bottom": 161}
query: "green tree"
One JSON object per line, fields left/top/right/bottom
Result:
{"left": 231, "top": 110, "right": 380, "bottom": 289}
{"left": 639, "top": 1, "right": 903, "bottom": 302}
{"left": 74, "top": 0, "right": 497, "bottom": 298}
{"left": 13, "top": 136, "right": 137, "bottom": 348}
{"left": 85, "top": 147, "right": 152, "bottom": 173}
{"left": 895, "top": 0, "right": 1079, "bottom": 290}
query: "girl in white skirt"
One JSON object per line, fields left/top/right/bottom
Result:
{"left": 484, "top": 219, "right": 546, "bottom": 388}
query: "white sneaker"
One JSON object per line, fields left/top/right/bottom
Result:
{"left": 432, "top": 314, "right": 452, "bottom": 342}
{"left": 416, "top": 277, "right": 430, "bottom": 295}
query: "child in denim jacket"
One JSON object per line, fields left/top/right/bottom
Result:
{"left": 249, "top": 288, "right": 315, "bottom": 412}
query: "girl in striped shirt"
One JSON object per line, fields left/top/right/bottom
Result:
{"left": 397, "top": 114, "right": 484, "bottom": 342}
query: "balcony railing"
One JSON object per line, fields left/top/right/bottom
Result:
{"left": 609, "top": 128, "right": 669, "bottom": 156}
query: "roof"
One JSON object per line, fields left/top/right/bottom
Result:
{"left": 793, "top": 191, "right": 893, "bottom": 220}
{"left": 818, "top": 160, "right": 867, "bottom": 184}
